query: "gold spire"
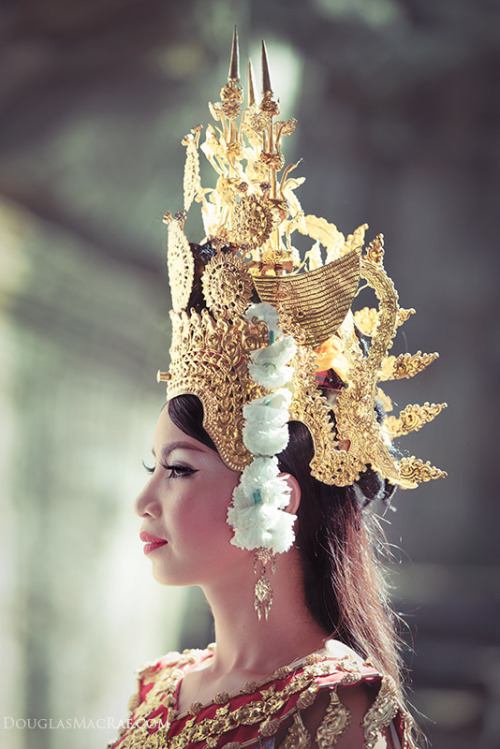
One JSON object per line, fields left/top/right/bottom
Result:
{"left": 247, "top": 58, "right": 256, "bottom": 107}
{"left": 228, "top": 26, "right": 239, "bottom": 82}
{"left": 220, "top": 27, "right": 243, "bottom": 121}
{"left": 261, "top": 40, "right": 272, "bottom": 96}
{"left": 259, "top": 40, "right": 279, "bottom": 118}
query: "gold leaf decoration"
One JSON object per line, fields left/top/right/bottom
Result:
{"left": 398, "top": 457, "right": 448, "bottom": 488}
{"left": 365, "top": 233, "right": 384, "bottom": 265}
{"left": 380, "top": 351, "right": 439, "bottom": 381}
{"left": 341, "top": 223, "right": 368, "bottom": 257}
{"left": 383, "top": 402, "right": 447, "bottom": 438}
{"left": 376, "top": 387, "right": 393, "bottom": 414}
{"left": 354, "top": 307, "right": 379, "bottom": 337}
{"left": 396, "top": 307, "right": 415, "bottom": 327}
{"left": 300, "top": 215, "right": 346, "bottom": 262}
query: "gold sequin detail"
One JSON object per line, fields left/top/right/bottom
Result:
{"left": 273, "top": 666, "right": 292, "bottom": 680}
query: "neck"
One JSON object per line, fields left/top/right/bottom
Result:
{"left": 201, "top": 547, "right": 328, "bottom": 677}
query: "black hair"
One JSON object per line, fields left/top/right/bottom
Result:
{"left": 167, "top": 394, "right": 404, "bottom": 693}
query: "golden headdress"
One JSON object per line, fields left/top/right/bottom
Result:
{"left": 158, "top": 31, "right": 446, "bottom": 553}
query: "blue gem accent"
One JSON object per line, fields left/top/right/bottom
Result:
{"left": 269, "top": 330, "right": 275, "bottom": 344}
{"left": 253, "top": 489, "right": 263, "bottom": 504}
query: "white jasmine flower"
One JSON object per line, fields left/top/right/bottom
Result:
{"left": 229, "top": 305, "right": 298, "bottom": 555}
{"left": 243, "top": 392, "right": 291, "bottom": 430}
{"left": 249, "top": 337, "right": 296, "bottom": 368}
{"left": 228, "top": 504, "right": 296, "bottom": 553}
{"left": 239, "top": 456, "right": 280, "bottom": 486}
{"left": 245, "top": 302, "right": 280, "bottom": 335}
{"left": 234, "top": 468, "right": 291, "bottom": 510}
{"left": 243, "top": 423, "right": 289, "bottom": 456}
{"left": 247, "top": 363, "right": 294, "bottom": 389}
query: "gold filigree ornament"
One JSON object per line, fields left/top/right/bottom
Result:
{"left": 315, "top": 690, "right": 351, "bottom": 748}
{"left": 362, "top": 676, "right": 403, "bottom": 749}
{"left": 254, "top": 548, "right": 277, "bottom": 621}
{"left": 158, "top": 27, "right": 447, "bottom": 550}
{"left": 202, "top": 251, "right": 254, "bottom": 316}
{"left": 232, "top": 195, "right": 278, "bottom": 248}
{"left": 280, "top": 712, "right": 312, "bottom": 749}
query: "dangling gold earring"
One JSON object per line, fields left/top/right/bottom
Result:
{"left": 253, "top": 548, "right": 277, "bottom": 620}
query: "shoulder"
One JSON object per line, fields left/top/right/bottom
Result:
{"left": 278, "top": 650, "right": 418, "bottom": 749}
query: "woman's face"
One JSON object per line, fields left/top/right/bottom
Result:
{"left": 134, "top": 406, "right": 245, "bottom": 587}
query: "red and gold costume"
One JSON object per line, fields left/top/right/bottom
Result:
{"left": 108, "top": 647, "right": 417, "bottom": 749}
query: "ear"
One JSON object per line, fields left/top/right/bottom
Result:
{"left": 279, "top": 472, "right": 302, "bottom": 515}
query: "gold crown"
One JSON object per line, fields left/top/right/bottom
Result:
{"left": 159, "top": 30, "right": 446, "bottom": 490}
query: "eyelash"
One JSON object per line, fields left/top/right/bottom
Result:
{"left": 142, "top": 461, "right": 197, "bottom": 479}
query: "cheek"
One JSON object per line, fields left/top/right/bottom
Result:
{"left": 172, "top": 478, "right": 238, "bottom": 541}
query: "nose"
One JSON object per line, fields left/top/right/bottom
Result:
{"left": 134, "top": 477, "right": 161, "bottom": 518}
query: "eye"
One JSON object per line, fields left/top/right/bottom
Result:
{"left": 162, "top": 464, "right": 198, "bottom": 479}
{"left": 142, "top": 459, "right": 155, "bottom": 475}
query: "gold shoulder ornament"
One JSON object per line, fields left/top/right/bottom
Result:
{"left": 158, "top": 30, "right": 447, "bottom": 556}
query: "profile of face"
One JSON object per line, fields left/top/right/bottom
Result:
{"left": 134, "top": 406, "right": 247, "bottom": 588}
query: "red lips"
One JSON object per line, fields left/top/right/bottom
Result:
{"left": 140, "top": 530, "right": 167, "bottom": 555}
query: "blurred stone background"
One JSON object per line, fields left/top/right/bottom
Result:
{"left": 0, "top": 0, "right": 498, "bottom": 747}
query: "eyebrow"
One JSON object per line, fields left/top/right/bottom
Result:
{"left": 152, "top": 441, "right": 207, "bottom": 460}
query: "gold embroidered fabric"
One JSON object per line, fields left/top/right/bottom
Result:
{"left": 108, "top": 648, "right": 419, "bottom": 749}
{"left": 158, "top": 32, "right": 446, "bottom": 490}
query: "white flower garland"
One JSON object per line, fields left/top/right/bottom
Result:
{"left": 227, "top": 303, "right": 297, "bottom": 554}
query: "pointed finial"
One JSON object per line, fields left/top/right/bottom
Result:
{"left": 261, "top": 40, "right": 272, "bottom": 95}
{"left": 247, "top": 58, "right": 256, "bottom": 107}
{"left": 228, "top": 26, "right": 239, "bottom": 82}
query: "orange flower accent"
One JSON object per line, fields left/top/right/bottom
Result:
{"left": 315, "top": 335, "right": 349, "bottom": 381}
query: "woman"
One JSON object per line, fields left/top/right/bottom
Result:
{"left": 108, "top": 33, "right": 445, "bottom": 749}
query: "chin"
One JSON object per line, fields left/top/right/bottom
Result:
{"left": 151, "top": 564, "right": 197, "bottom": 587}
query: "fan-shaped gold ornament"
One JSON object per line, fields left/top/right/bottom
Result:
{"left": 253, "top": 249, "right": 360, "bottom": 349}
